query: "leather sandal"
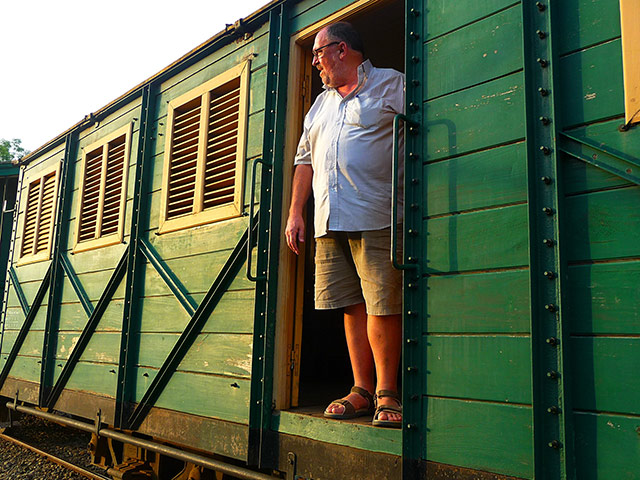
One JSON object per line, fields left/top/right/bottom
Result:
{"left": 372, "top": 390, "right": 402, "bottom": 428}
{"left": 324, "top": 386, "right": 375, "bottom": 419}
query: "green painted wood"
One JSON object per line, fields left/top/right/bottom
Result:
{"left": 570, "top": 336, "right": 640, "bottom": 415}
{"left": 424, "top": 0, "right": 518, "bottom": 41}
{"left": 559, "top": 39, "right": 624, "bottom": 129}
{"left": 3, "top": 300, "right": 48, "bottom": 331}
{"left": 425, "top": 72, "right": 524, "bottom": 161}
{"left": 0, "top": 330, "right": 44, "bottom": 357}
{"left": 562, "top": 155, "right": 632, "bottom": 196}
{"left": 137, "top": 332, "right": 252, "bottom": 377}
{"left": 556, "top": 0, "right": 621, "bottom": 55}
{"left": 248, "top": 65, "right": 267, "bottom": 115}
{"left": 134, "top": 370, "right": 250, "bottom": 424}
{"left": 568, "top": 261, "right": 640, "bottom": 334}
{"left": 50, "top": 331, "right": 122, "bottom": 364}
{"left": 424, "top": 203, "right": 529, "bottom": 273}
{"left": 424, "top": 142, "right": 526, "bottom": 217}
{"left": 425, "top": 397, "right": 533, "bottom": 479}
{"left": 138, "top": 290, "right": 255, "bottom": 334}
{"left": 574, "top": 411, "right": 640, "bottom": 480}
{"left": 145, "top": 217, "right": 247, "bottom": 259}
{"left": 76, "top": 102, "right": 142, "bottom": 150}
{"left": 5, "top": 280, "right": 46, "bottom": 308}
{"left": 3, "top": 355, "right": 41, "bottom": 383}
{"left": 11, "top": 261, "right": 52, "bottom": 284}
{"left": 566, "top": 186, "right": 640, "bottom": 262}
{"left": 425, "top": 335, "right": 531, "bottom": 403}
{"left": 57, "top": 302, "right": 124, "bottom": 332}
{"left": 51, "top": 360, "right": 118, "bottom": 397}
{"left": 426, "top": 6, "right": 522, "bottom": 100}
{"left": 60, "top": 268, "right": 127, "bottom": 303}
{"left": 288, "top": 0, "right": 354, "bottom": 34}
{"left": 272, "top": 410, "right": 401, "bottom": 456}
{"left": 426, "top": 269, "right": 530, "bottom": 333}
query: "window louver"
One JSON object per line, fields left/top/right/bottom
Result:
{"left": 167, "top": 98, "right": 201, "bottom": 219}
{"left": 160, "top": 61, "right": 249, "bottom": 233}
{"left": 75, "top": 124, "right": 130, "bottom": 252}
{"left": 20, "top": 169, "right": 57, "bottom": 260}
{"left": 204, "top": 79, "right": 240, "bottom": 210}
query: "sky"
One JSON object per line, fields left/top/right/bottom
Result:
{"left": 0, "top": 0, "right": 268, "bottom": 153}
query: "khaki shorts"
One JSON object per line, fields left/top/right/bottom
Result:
{"left": 314, "top": 227, "right": 402, "bottom": 316}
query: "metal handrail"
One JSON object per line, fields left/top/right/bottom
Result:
{"left": 391, "top": 114, "right": 419, "bottom": 271}
{"left": 247, "top": 158, "right": 270, "bottom": 281}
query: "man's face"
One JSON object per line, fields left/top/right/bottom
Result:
{"left": 312, "top": 29, "right": 341, "bottom": 87}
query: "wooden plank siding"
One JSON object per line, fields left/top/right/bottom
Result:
{"left": 556, "top": 1, "right": 640, "bottom": 479}
{"left": 420, "top": 2, "right": 533, "bottom": 477}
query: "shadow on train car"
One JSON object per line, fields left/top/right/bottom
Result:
{"left": 287, "top": 0, "right": 405, "bottom": 413}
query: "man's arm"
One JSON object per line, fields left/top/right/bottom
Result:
{"left": 285, "top": 164, "right": 313, "bottom": 255}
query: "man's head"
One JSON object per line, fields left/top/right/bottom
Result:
{"left": 312, "top": 22, "right": 365, "bottom": 88}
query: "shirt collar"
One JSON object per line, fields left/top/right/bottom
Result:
{"left": 323, "top": 59, "right": 373, "bottom": 98}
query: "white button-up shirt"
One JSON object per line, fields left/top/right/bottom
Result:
{"left": 294, "top": 60, "right": 405, "bottom": 237}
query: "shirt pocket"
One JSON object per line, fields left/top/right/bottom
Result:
{"left": 344, "top": 96, "right": 386, "bottom": 129}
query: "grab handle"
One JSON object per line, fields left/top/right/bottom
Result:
{"left": 247, "top": 158, "right": 269, "bottom": 282}
{"left": 391, "top": 114, "right": 419, "bottom": 271}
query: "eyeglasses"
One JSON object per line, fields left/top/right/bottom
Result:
{"left": 312, "top": 41, "right": 339, "bottom": 59}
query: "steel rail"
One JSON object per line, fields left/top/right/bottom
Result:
{"left": 0, "top": 431, "right": 109, "bottom": 480}
{"left": 7, "top": 401, "right": 279, "bottom": 480}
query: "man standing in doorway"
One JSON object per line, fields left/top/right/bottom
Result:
{"left": 285, "top": 22, "right": 404, "bottom": 428}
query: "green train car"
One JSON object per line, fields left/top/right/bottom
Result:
{"left": 1, "top": 0, "right": 639, "bottom": 479}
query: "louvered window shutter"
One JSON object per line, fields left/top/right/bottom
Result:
{"left": 20, "top": 169, "right": 58, "bottom": 259}
{"left": 167, "top": 98, "right": 202, "bottom": 219}
{"left": 101, "top": 136, "right": 126, "bottom": 236}
{"left": 204, "top": 78, "right": 241, "bottom": 209}
{"left": 78, "top": 147, "right": 103, "bottom": 242}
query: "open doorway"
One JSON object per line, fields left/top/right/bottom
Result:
{"left": 282, "top": 0, "right": 405, "bottom": 415}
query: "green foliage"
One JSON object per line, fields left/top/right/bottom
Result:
{"left": 0, "top": 138, "right": 29, "bottom": 163}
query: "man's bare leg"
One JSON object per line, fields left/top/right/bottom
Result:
{"left": 325, "top": 302, "right": 375, "bottom": 414}
{"left": 368, "top": 313, "right": 402, "bottom": 422}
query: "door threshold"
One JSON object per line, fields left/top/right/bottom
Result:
{"left": 271, "top": 407, "right": 401, "bottom": 456}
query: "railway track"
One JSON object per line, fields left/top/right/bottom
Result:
{"left": 0, "top": 431, "right": 110, "bottom": 480}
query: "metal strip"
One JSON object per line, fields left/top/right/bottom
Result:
{"left": 559, "top": 132, "right": 640, "bottom": 186}
{"left": 522, "top": 2, "right": 575, "bottom": 478}
{"left": 0, "top": 263, "right": 52, "bottom": 392}
{"left": 138, "top": 238, "right": 197, "bottom": 317}
{"left": 7, "top": 268, "right": 29, "bottom": 317}
{"left": 247, "top": 158, "right": 268, "bottom": 282}
{"left": 248, "top": 3, "right": 289, "bottom": 468}
{"left": 58, "top": 254, "right": 94, "bottom": 318}
{"left": 127, "top": 222, "right": 255, "bottom": 429}
{"left": 115, "top": 82, "right": 158, "bottom": 428}
{"left": 40, "top": 133, "right": 78, "bottom": 405}
{"left": 402, "top": 2, "right": 426, "bottom": 477}
{"left": 44, "top": 249, "right": 128, "bottom": 408}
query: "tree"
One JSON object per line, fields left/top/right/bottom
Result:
{"left": 0, "top": 138, "right": 29, "bottom": 163}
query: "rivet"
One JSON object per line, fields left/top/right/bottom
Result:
{"left": 410, "top": 31, "right": 420, "bottom": 40}
{"left": 409, "top": 126, "right": 419, "bottom": 135}
{"left": 548, "top": 440, "right": 562, "bottom": 449}
{"left": 409, "top": 102, "right": 419, "bottom": 111}
{"left": 540, "top": 146, "right": 551, "bottom": 155}
{"left": 412, "top": 79, "right": 420, "bottom": 86}
{"left": 546, "top": 337, "right": 558, "bottom": 346}
{"left": 407, "top": 282, "right": 417, "bottom": 289}
{"left": 407, "top": 310, "right": 418, "bottom": 316}
{"left": 410, "top": 8, "right": 420, "bottom": 16}
{"left": 536, "top": 2, "right": 546, "bottom": 11}
{"left": 538, "top": 87, "right": 549, "bottom": 96}
{"left": 536, "top": 29, "right": 547, "bottom": 39}
{"left": 407, "top": 366, "right": 418, "bottom": 372}
{"left": 411, "top": 178, "right": 420, "bottom": 185}
{"left": 545, "top": 303, "right": 557, "bottom": 312}
{"left": 537, "top": 58, "right": 548, "bottom": 68}
{"left": 409, "top": 152, "right": 420, "bottom": 161}
{"left": 543, "top": 238, "right": 555, "bottom": 247}
{"left": 408, "top": 229, "right": 419, "bottom": 236}
{"left": 544, "top": 270, "right": 556, "bottom": 279}
{"left": 411, "top": 203, "right": 419, "bottom": 210}
{"left": 411, "top": 394, "right": 419, "bottom": 401}
{"left": 407, "top": 256, "right": 418, "bottom": 263}
{"left": 539, "top": 116, "right": 551, "bottom": 125}
{"left": 547, "top": 406, "right": 560, "bottom": 415}
{"left": 542, "top": 207, "right": 554, "bottom": 216}
{"left": 412, "top": 56, "right": 420, "bottom": 63}
{"left": 541, "top": 176, "right": 552, "bottom": 185}
{"left": 406, "top": 338, "right": 418, "bottom": 344}
{"left": 547, "top": 370, "right": 559, "bottom": 379}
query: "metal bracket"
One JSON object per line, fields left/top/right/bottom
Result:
{"left": 285, "top": 452, "right": 297, "bottom": 480}
{"left": 95, "top": 408, "right": 102, "bottom": 435}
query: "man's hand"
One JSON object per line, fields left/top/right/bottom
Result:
{"left": 285, "top": 213, "right": 305, "bottom": 255}
{"left": 285, "top": 164, "right": 313, "bottom": 255}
